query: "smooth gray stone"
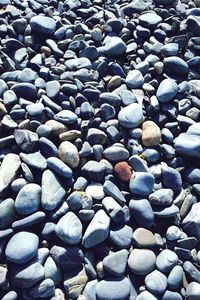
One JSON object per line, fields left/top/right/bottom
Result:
{"left": 11, "top": 178, "right": 27, "bottom": 193}
{"left": 0, "top": 198, "right": 15, "bottom": 229}
{"left": 145, "top": 270, "right": 167, "bottom": 295}
{"left": 182, "top": 203, "right": 200, "bottom": 240}
{"left": 139, "top": 11, "right": 162, "bottom": 26}
{"left": 46, "top": 80, "right": 61, "bottom": 99}
{"left": 9, "top": 262, "right": 45, "bottom": 288}
{"left": 168, "top": 266, "right": 183, "bottom": 290}
{"left": 11, "top": 83, "right": 37, "bottom": 100}
{"left": 186, "top": 282, "right": 200, "bottom": 300}
{"left": 153, "top": 204, "right": 179, "bottom": 218}
{"left": 177, "top": 237, "right": 197, "bottom": 250}
{"left": 129, "top": 199, "right": 154, "bottom": 228}
{"left": 55, "top": 212, "right": 82, "bottom": 245}
{"left": 175, "top": 133, "right": 200, "bottom": 158}
{"left": 2, "top": 291, "right": 18, "bottom": 300}
{"left": 47, "top": 157, "right": 73, "bottom": 179}
{"left": 109, "top": 225, "right": 133, "bottom": 249}
{"left": 149, "top": 189, "right": 173, "bottom": 206}
{"left": 0, "top": 79, "right": 8, "bottom": 97}
{"left": 41, "top": 169, "right": 65, "bottom": 211}
{"left": 128, "top": 249, "right": 156, "bottom": 276}
{"left": 103, "top": 180, "right": 126, "bottom": 205}
{"left": 65, "top": 57, "right": 91, "bottom": 70}
{"left": 156, "top": 79, "right": 178, "bottom": 102}
{"left": 0, "top": 229, "right": 13, "bottom": 240}
{"left": 156, "top": 249, "right": 178, "bottom": 273}
{"left": 164, "top": 56, "right": 189, "bottom": 75}
{"left": 161, "top": 291, "right": 182, "bottom": 300}
{"left": 83, "top": 279, "right": 98, "bottom": 300}
{"left": 18, "top": 68, "right": 38, "bottom": 83}
{"left": 99, "top": 92, "right": 121, "bottom": 107}
{"left": 87, "top": 128, "right": 107, "bottom": 145}
{"left": 83, "top": 210, "right": 110, "bottom": 248}
{"left": 103, "top": 249, "right": 128, "bottom": 277}
{"left": 15, "top": 183, "right": 41, "bottom": 215}
{"left": 129, "top": 155, "right": 149, "bottom": 172}
{"left": 12, "top": 211, "right": 45, "bottom": 230}
{"left": 102, "top": 197, "right": 125, "bottom": 223}
{"left": 39, "top": 137, "right": 58, "bottom": 157}
{"left": 95, "top": 277, "right": 130, "bottom": 300}
{"left": 184, "top": 261, "right": 200, "bottom": 283}
{"left": 82, "top": 160, "right": 105, "bottom": 183}
{"left": 54, "top": 110, "right": 78, "bottom": 124}
{"left": 136, "top": 291, "right": 158, "bottom": 300}
{"left": 161, "top": 43, "right": 179, "bottom": 57}
{"left": 30, "top": 16, "right": 56, "bottom": 35}
{"left": 50, "top": 245, "right": 84, "bottom": 271}
{"left": 5, "top": 231, "right": 39, "bottom": 264}
{"left": 162, "top": 165, "right": 182, "bottom": 190}
{"left": 118, "top": 103, "right": 143, "bottom": 128}
{"left": 44, "top": 256, "right": 62, "bottom": 286}
{"left": 20, "top": 151, "right": 47, "bottom": 170}
{"left": 0, "top": 266, "right": 7, "bottom": 287}
{"left": 123, "top": 0, "right": 153, "bottom": 15}
{"left": 103, "top": 36, "right": 127, "bottom": 56}
{"left": 129, "top": 172, "right": 154, "bottom": 196}
{"left": 126, "top": 70, "right": 144, "bottom": 88}
{"left": 103, "top": 145, "right": 129, "bottom": 162}
{"left": 28, "top": 278, "right": 55, "bottom": 298}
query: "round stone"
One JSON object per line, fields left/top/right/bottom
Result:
{"left": 156, "top": 79, "right": 178, "bottom": 103}
{"left": 186, "top": 282, "right": 200, "bottom": 300}
{"left": 58, "top": 141, "right": 80, "bottom": 168}
{"left": 128, "top": 249, "right": 156, "bottom": 275}
{"left": 126, "top": 70, "right": 144, "bottom": 88}
{"left": 118, "top": 103, "right": 143, "bottom": 128}
{"left": 85, "top": 183, "right": 105, "bottom": 200}
{"left": 156, "top": 249, "right": 178, "bottom": 273}
{"left": 142, "top": 121, "right": 161, "bottom": 146}
{"left": 114, "top": 162, "right": 132, "bottom": 182}
{"left": 95, "top": 277, "right": 130, "bottom": 300}
{"left": 129, "top": 172, "right": 154, "bottom": 196}
{"left": 30, "top": 16, "right": 56, "bottom": 35}
{"left": 145, "top": 270, "right": 167, "bottom": 295}
{"left": 132, "top": 228, "right": 156, "bottom": 248}
{"left": 5, "top": 232, "right": 39, "bottom": 264}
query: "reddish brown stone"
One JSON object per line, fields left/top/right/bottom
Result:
{"left": 114, "top": 161, "right": 132, "bottom": 182}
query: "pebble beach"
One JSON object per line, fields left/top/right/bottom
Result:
{"left": 0, "top": 0, "right": 200, "bottom": 299}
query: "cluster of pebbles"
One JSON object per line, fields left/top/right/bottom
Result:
{"left": 1, "top": 0, "right": 200, "bottom": 299}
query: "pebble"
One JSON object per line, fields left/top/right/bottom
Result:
{"left": 103, "top": 249, "right": 128, "bottom": 277}
{"left": 58, "top": 141, "right": 80, "bottom": 168}
{"left": 128, "top": 249, "right": 156, "bottom": 275}
{"left": 145, "top": 270, "right": 167, "bottom": 295}
{"left": 129, "top": 199, "right": 154, "bottom": 228}
{"left": 142, "top": 121, "right": 161, "bottom": 146}
{"left": 118, "top": 103, "right": 143, "bottom": 128}
{"left": 186, "top": 282, "right": 200, "bottom": 300}
{"left": 30, "top": 16, "right": 56, "bottom": 35}
{"left": 132, "top": 228, "right": 156, "bottom": 247}
{"left": 5, "top": 231, "right": 39, "bottom": 264}
{"left": 85, "top": 183, "right": 105, "bottom": 200}
{"left": 156, "top": 79, "right": 178, "bottom": 103}
{"left": 129, "top": 172, "right": 154, "bottom": 196}
{"left": 156, "top": 249, "right": 178, "bottom": 273}
{"left": 95, "top": 277, "right": 130, "bottom": 300}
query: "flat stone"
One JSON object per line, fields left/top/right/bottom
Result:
{"left": 55, "top": 212, "right": 82, "bottom": 245}
{"left": 28, "top": 278, "right": 55, "bottom": 298}
{"left": 175, "top": 133, "right": 200, "bottom": 158}
{"left": 126, "top": 70, "right": 144, "bottom": 88}
{"left": 85, "top": 183, "right": 105, "bottom": 200}
{"left": 103, "top": 37, "right": 127, "bottom": 56}
{"left": 83, "top": 210, "right": 110, "bottom": 248}
{"left": 0, "top": 154, "right": 21, "bottom": 196}
{"left": 168, "top": 265, "right": 183, "bottom": 290}
{"left": 132, "top": 228, "right": 156, "bottom": 247}
{"left": 128, "top": 249, "right": 156, "bottom": 275}
{"left": 110, "top": 225, "right": 133, "bottom": 249}
{"left": 41, "top": 169, "right": 65, "bottom": 211}
{"left": 103, "top": 249, "right": 128, "bottom": 277}
{"left": 149, "top": 189, "right": 173, "bottom": 206}
{"left": 54, "top": 110, "right": 78, "bottom": 125}
{"left": 5, "top": 231, "right": 39, "bottom": 264}
{"left": 64, "top": 268, "right": 88, "bottom": 299}
{"left": 183, "top": 203, "right": 200, "bottom": 240}
{"left": 186, "top": 282, "right": 200, "bottom": 300}
{"left": 139, "top": 11, "right": 162, "bottom": 26}
{"left": 15, "top": 183, "right": 41, "bottom": 215}
{"left": 95, "top": 277, "right": 130, "bottom": 300}
{"left": 129, "top": 199, "right": 154, "bottom": 228}
{"left": 103, "top": 145, "right": 129, "bottom": 162}
{"left": 44, "top": 256, "right": 62, "bottom": 286}
{"left": 118, "top": 103, "right": 143, "bottom": 128}
{"left": 20, "top": 152, "right": 47, "bottom": 170}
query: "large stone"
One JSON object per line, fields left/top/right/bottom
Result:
{"left": 129, "top": 172, "right": 154, "bottom": 196}
{"left": 175, "top": 133, "right": 200, "bottom": 158}
{"left": 14, "top": 129, "right": 38, "bottom": 153}
{"left": 156, "top": 79, "right": 178, "bottom": 102}
{"left": 58, "top": 141, "right": 80, "bottom": 168}
{"left": 30, "top": 16, "right": 56, "bottom": 35}
{"left": 118, "top": 103, "right": 143, "bottom": 128}
{"left": 0, "top": 154, "right": 21, "bottom": 196}
{"left": 0, "top": 198, "right": 15, "bottom": 229}
{"left": 64, "top": 268, "right": 88, "bottom": 299}
{"left": 103, "top": 249, "right": 128, "bottom": 277}
{"left": 128, "top": 249, "right": 156, "bottom": 276}
{"left": 82, "top": 210, "right": 110, "bottom": 248}
{"left": 95, "top": 277, "right": 130, "bottom": 300}
{"left": 145, "top": 270, "right": 167, "bottom": 295}
{"left": 5, "top": 231, "right": 39, "bottom": 264}
{"left": 183, "top": 203, "right": 200, "bottom": 240}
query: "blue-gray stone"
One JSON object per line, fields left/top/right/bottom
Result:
{"left": 100, "top": 92, "right": 121, "bottom": 107}
{"left": 39, "top": 137, "right": 58, "bottom": 157}
{"left": 9, "top": 262, "right": 44, "bottom": 288}
{"left": 109, "top": 225, "right": 133, "bottom": 249}
{"left": 2, "top": 291, "right": 18, "bottom": 300}
{"left": 54, "top": 110, "right": 78, "bottom": 124}
{"left": 129, "top": 199, "right": 154, "bottom": 228}
{"left": 153, "top": 204, "right": 179, "bottom": 218}
{"left": 12, "top": 211, "right": 46, "bottom": 230}
{"left": 0, "top": 79, "right": 8, "bottom": 97}
{"left": 145, "top": 270, "right": 167, "bottom": 295}
{"left": 118, "top": 103, "right": 143, "bottom": 128}
{"left": 55, "top": 212, "right": 82, "bottom": 245}
{"left": 47, "top": 157, "right": 73, "bottom": 179}
{"left": 168, "top": 265, "right": 183, "bottom": 290}
{"left": 103, "top": 180, "right": 126, "bottom": 205}
{"left": 50, "top": 245, "right": 84, "bottom": 271}
{"left": 5, "top": 231, "right": 39, "bottom": 264}
{"left": 103, "top": 37, "right": 127, "bottom": 56}
{"left": 126, "top": 70, "right": 144, "bottom": 88}
{"left": 103, "top": 145, "right": 129, "bottom": 162}
{"left": 129, "top": 172, "right": 154, "bottom": 196}
{"left": 162, "top": 165, "right": 182, "bottom": 190}
{"left": 128, "top": 249, "right": 156, "bottom": 276}
{"left": 20, "top": 151, "right": 47, "bottom": 170}
{"left": 83, "top": 210, "right": 110, "bottom": 248}
{"left": 65, "top": 57, "right": 91, "bottom": 70}
{"left": 175, "top": 133, "right": 200, "bottom": 158}
{"left": 46, "top": 80, "right": 60, "bottom": 99}
{"left": 103, "top": 249, "right": 128, "bottom": 277}
{"left": 30, "top": 16, "right": 56, "bottom": 35}
{"left": 102, "top": 197, "right": 125, "bottom": 223}
{"left": 11, "top": 83, "right": 37, "bottom": 101}
{"left": 182, "top": 203, "right": 200, "bottom": 240}
{"left": 156, "top": 79, "right": 178, "bottom": 102}
{"left": 156, "top": 249, "right": 178, "bottom": 273}
{"left": 0, "top": 198, "right": 15, "bottom": 229}
{"left": 184, "top": 261, "right": 200, "bottom": 283}
{"left": 82, "top": 160, "right": 105, "bottom": 183}
{"left": 83, "top": 279, "right": 98, "bottom": 300}
{"left": 15, "top": 183, "right": 41, "bottom": 215}
{"left": 44, "top": 256, "right": 62, "bottom": 286}
{"left": 14, "top": 129, "right": 38, "bottom": 153}
{"left": 161, "top": 43, "right": 179, "bottom": 57}
{"left": 41, "top": 169, "right": 65, "bottom": 211}
{"left": 149, "top": 189, "right": 173, "bottom": 206}
{"left": 28, "top": 278, "right": 55, "bottom": 298}
{"left": 164, "top": 56, "right": 189, "bottom": 75}
{"left": 186, "top": 282, "right": 200, "bottom": 300}
{"left": 161, "top": 291, "right": 182, "bottom": 300}
{"left": 136, "top": 291, "right": 158, "bottom": 300}
{"left": 95, "top": 277, "right": 130, "bottom": 300}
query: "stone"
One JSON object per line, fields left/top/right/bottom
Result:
{"left": 103, "top": 145, "right": 129, "bottom": 162}
{"left": 136, "top": 291, "right": 158, "bottom": 300}
{"left": 30, "top": 16, "right": 56, "bottom": 35}
{"left": 102, "top": 197, "right": 125, "bottom": 223}
{"left": 175, "top": 133, "right": 200, "bottom": 158}
{"left": 0, "top": 154, "right": 21, "bottom": 196}
{"left": 5, "top": 231, "right": 39, "bottom": 264}
{"left": 87, "top": 128, "right": 107, "bottom": 145}
{"left": 41, "top": 170, "right": 65, "bottom": 211}
{"left": 110, "top": 225, "right": 133, "bottom": 249}
{"left": 2, "top": 291, "right": 18, "bottom": 300}
{"left": 164, "top": 56, "right": 189, "bottom": 75}
{"left": 139, "top": 11, "right": 162, "bottom": 26}
{"left": 85, "top": 183, "right": 105, "bottom": 200}
{"left": 145, "top": 270, "right": 167, "bottom": 295}
{"left": 64, "top": 268, "right": 88, "bottom": 299}
{"left": 132, "top": 228, "right": 156, "bottom": 247}
{"left": 126, "top": 70, "right": 144, "bottom": 88}
{"left": 129, "top": 199, "right": 154, "bottom": 228}
{"left": 149, "top": 189, "right": 173, "bottom": 206}
{"left": 161, "top": 291, "right": 182, "bottom": 300}
{"left": 95, "top": 277, "right": 130, "bottom": 300}
{"left": 168, "top": 265, "right": 183, "bottom": 290}
{"left": 118, "top": 103, "right": 143, "bottom": 128}
{"left": 28, "top": 278, "right": 55, "bottom": 298}
{"left": 82, "top": 161, "right": 105, "bottom": 183}
{"left": 186, "top": 282, "right": 200, "bottom": 300}
{"left": 20, "top": 151, "right": 47, "bottom": 170}
{"left": 44, "top": 256, "right": 62, "bottom": 286}
{"left": 128, "top": 249, "right": 156, "bottom": 275}
{"left": 0, "top": 198, "right": 15, "bottom": 229}
{"left": 83, "top": 210, "right": 110, "bottom": 248}
{"left": 55, "top": 212, "right": 82, "bottom": 245}
{"left": 162, "top": 164, "right": 182, "bottom": 190}
{"left": 47, "top": 157, "right": 73, "bottom": 179}
{"left": 156, "top": 249, "right": 178, "bottom": 273}
{"left": 54, "top": 110, "right": 78, "bottom": 125}
{"left": 156, "top": 79, "right": 178, "bottom": 102}
{"left": 0, "top": 266, "right": 7, "bottom": 287}
{"left": 15, "top": 183, "right": 41, "bottom": 215}
{"left": 103, "top": 37, "right": 127, "bottom": 56}
{"left": 103, "top": 249, "right": 128, "bottom": 277}
{"left": 58, "top": 141, "right": 80, "bottom": 168}
{"left": 129, "top": 172, "right": 154, "bottom": 196}
{"left": 103, "top": 180, "right": 126, "bottom": 205}
{"left": 142, "top": 121, "right": 161, "bottom": 146}
{"left": 114, "top": 162, "right": 132, "bottom": 182}
{"left": 182, "top": 203, "right": 200, "bottom": 240}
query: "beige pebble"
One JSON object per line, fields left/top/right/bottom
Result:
{"left": 142, "top": 120, "right": 161, "bottom": 147}
{"left": 142, "top": 83, "right": 155, "bottom": 95}
{"left": 107, "top": 75, "right": 122, "bottom": 91}
{"left": 59, "top": 130, "right": 81, "bottom": 141}
{"left": 0, "top": 102, "right": 7, "bottom": 117}
{"left": 58, "top": 141, "right": 80, "bottom": 168}
{"left": 154, "top": 61, "right": 164, "bottom": 74}
{"left": 133, "top": 228, "right": 156, "bottom": 247}
{"left": 45, "top": 120, "right": 67, "bottom": 137}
